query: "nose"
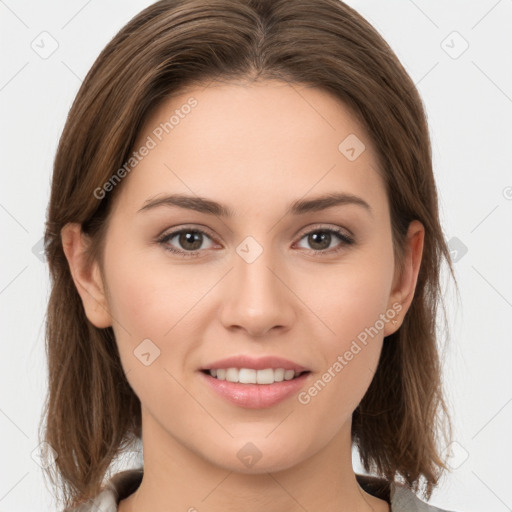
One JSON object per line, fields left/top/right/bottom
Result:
{"left": 219, "top": 243, "right": 296, "bottom": 338}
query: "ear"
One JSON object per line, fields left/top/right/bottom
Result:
{"left": 384, "top": 220, "right": 425, "bottom": 336}
{"left": 61, "top": 223, "right": 112, "bottom": 328}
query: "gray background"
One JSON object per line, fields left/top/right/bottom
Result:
{"left": 1, "top": 1, "right": 511, "bottom": 510}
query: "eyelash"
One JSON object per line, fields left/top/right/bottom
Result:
{"left": 156, "top": 225, "right": 355, "bottom": 259}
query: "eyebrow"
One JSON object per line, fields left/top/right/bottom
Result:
{"left": 138, "top": 191, "right": 373, "bottom": 217}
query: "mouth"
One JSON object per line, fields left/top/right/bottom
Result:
{"left": 199, "top": 367, "right": 312, "bottom": 409}
{"left": 201, "top": 368, "right": 311, "bottom": 385}
{"left": 198, "top": 355, "right": 312, "bottom": 408}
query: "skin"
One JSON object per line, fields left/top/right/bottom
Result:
{"left": 62, "top": 80, "right": 424, "bottom": 512}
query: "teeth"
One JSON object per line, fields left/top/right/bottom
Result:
{"left": 208, "top": 367, "right": 302, "bottom": 384}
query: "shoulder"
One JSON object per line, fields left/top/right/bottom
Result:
{"left": 66, "top": 469, "right": 143, "bottom": 512}
{"left": 390, "top": 481, "right": 456, "bottom": 512}
{"left": 356, "top": 473, "right": 458, "bottom": 512}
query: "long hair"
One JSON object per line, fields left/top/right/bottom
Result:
{"left": 40, "top": 0, "right": 456, "bottom": 508}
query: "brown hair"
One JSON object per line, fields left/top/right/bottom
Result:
{"left": 40, "top": 0, "right": 456, "bottom": 508}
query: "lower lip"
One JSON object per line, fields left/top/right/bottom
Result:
{"left": 199, "top": 371, "right": 311, "bottom": 409}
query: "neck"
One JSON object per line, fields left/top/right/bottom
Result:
{"left": 119, "top": 408, "right": 389, "bottom": 512}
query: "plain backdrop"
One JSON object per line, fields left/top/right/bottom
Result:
{"left": 1, "top": 1, "right": 511, "bottom": 511}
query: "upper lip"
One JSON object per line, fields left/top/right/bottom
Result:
{"left": 201, "top": 355, "right": 309, "bottom": 372}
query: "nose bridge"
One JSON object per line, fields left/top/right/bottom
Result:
{"left": 220, "top": 235, "right": 294, "bottom": 336}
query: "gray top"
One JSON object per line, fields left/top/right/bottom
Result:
{"left": 69, "top": 469, "right": 455, "bottom": 511}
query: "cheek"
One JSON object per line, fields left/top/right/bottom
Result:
{"left": 102, "top": 241, "right": 216, "bottom": 383}
{"left": 299, "top": 245, "right": 394, "bottom": 411}
{"left": 104, "top": 246, "right": 197, "bottom": 334}
{"left": 300, "top": 286, "right": 388, "bottom": 423}
{"left": 309, "top": 247, "right": 395, "bottom": 346}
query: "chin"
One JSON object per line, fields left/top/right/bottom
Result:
{"left": 199, "top": 436, "right": 314, "bottom": 475}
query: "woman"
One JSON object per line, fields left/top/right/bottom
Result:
{"left": 40, "top": 0, "right": 458, "bottom": 510}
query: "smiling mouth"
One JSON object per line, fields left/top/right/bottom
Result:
{"left": 201, "top": 368, "right": 310, "bottom": 385}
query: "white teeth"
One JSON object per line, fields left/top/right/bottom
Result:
{"left": 284, "top": 369, "right": 295, "bottom": 381}
{"left": 208, "top": 367, "right": 303, "bottom": 384}
{"left": 226, "top": 367, "right": 239, "bottom": 382}
{"left": 239, "top": 368, "right": 256, "bottom": 384}
{"left": 256, "top": 368, "right": 274, "bottom": 384}
{"left": 273, "top": 368, "right": 284, "bottom": 382}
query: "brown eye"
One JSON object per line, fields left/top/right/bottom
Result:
{"left": 176, "top": 231, "right": 204, "bottom": 251}
{"left": 307, "top": 231, "right": 332, "bottom": 251}
{"left": 158, "top": 228, "right": 215, "bottom": 257}
{"left": 296, "top": 227, "right": 354, "bottom": 254}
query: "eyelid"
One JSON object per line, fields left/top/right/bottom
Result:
{"left": 156, "top": 223, "right": 218, "bottom": 242}
{"left": 294, "top": 222, "right": 354, "bottom": 241}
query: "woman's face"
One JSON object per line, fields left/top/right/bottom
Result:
{"left": 79, "top": 80, "right": 418, "bottom": 473}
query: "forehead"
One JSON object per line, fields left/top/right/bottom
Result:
{"left": 113, "top": 80, "right": 388, "bottom": 219}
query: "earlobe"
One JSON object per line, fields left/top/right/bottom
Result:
{"left": 61, "top": 223, "right": 112, "bottom": 328}
{"left": 384, "top": 220, "right": 425, "bottom": 336}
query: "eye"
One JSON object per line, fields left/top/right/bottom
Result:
{"left": 157, "top": 227, "right": 215, "bottom": 258}
{"left": 295, "top": 226, "right": 354, "bottom": 255}
{"left": 156, "top": 224, "right": 355, "bottom": 259}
